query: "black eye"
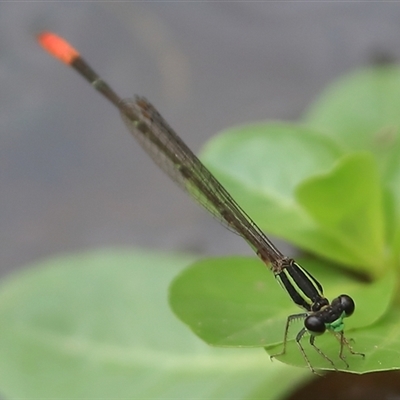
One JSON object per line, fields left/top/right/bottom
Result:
{"left": 305, "top": 315, "right": 326, "bottom": 335}
{"left": 338, "top": 295, "right": 355, "bottom": 317}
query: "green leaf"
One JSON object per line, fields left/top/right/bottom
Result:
{"left": 304, "top": 66, "right": 400, "bottom": 160}
{"left": 0, "top": 249, "right": 307, "bottom": 399}
{"left": 200, "top": 123, "right": 345, "bottom": 255}
{"left": 170, "top": 256, "right": 396, "bottom": 373}
{"left": 170, "top": 256, "right": 393, "bottom": 344}
{"left": 171, "top": 257, "right": 287, "bottom": 347}
{"left": 296, "top": 153, "right": 385, "bottom": 274}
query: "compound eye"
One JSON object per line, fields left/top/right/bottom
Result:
{"left": 339, "top": 294, "right": 355, "bottom": 317}
{"left": 305, "top": 315, "right": 326, "bottom": 335}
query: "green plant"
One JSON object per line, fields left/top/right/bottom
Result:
{"left": 169, "top": 65, "right": 400, "bottom": 375}
{"left": 0, "top": 65, "right": 399, "bottom": 399}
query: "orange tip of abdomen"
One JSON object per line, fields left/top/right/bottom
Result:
{"left": 37, "top": 32, "right": 79, "bottom": 65}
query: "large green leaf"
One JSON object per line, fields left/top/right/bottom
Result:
{"left": 0, "top": 250, "right": 307, "bottom": 399}
{"left": 296, "top": 153, "right": 385, "bottom": 274}
{"left": 170, "top": 256, "right": 396, "bottom": 373}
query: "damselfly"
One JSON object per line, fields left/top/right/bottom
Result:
{"left": 38, "top": 32, "right": 364, "bottom": 373}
